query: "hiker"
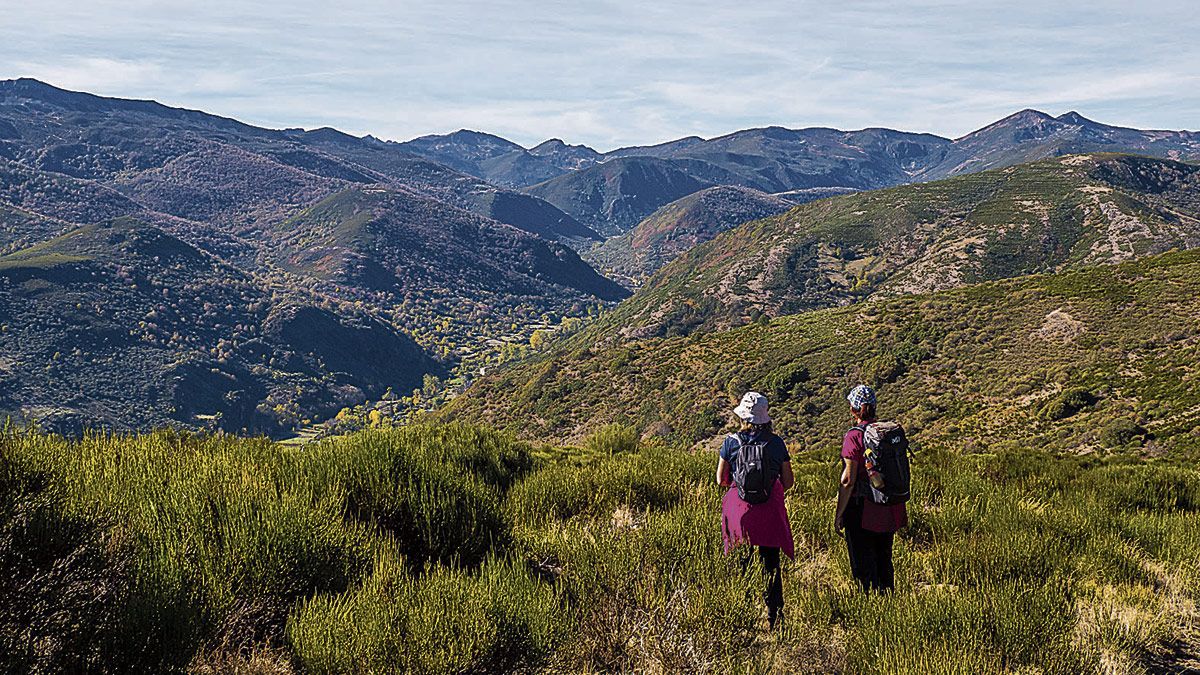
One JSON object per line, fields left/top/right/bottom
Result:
{"left": 835, "top": 385, "right": 909, "bottom": 592}
{"left": 717, "top": 391, "right": 795, "bottom": 629}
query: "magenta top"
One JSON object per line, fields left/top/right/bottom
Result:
{"left": 842, "top": 425, "right": 908, "bottom": 534}
{"left": 721, "top": 479, "right": 795, "bottom": 559}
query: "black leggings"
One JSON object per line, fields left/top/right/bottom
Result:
{"left": 742, "top": 546, "right": 783, "bottom": 611}
{"left": 843, "top": 501, "right": 895, "bottom": 592}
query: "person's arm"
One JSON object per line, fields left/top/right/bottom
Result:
{"left": 780, "top": 461, "right": 795, "bottom": 491}
{"left": 717, "top": 456, "right": 732, "bottom": 487}
{"left": 835, "top": 458, "right": 857, "bottom": 530}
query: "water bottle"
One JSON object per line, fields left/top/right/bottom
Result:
{"left": 865, "top": 448, "right": 885, "bottom": 490}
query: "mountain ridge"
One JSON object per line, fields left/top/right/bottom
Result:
{"left": 572, "top": 153, "right": 1200, "bottom": 340}
{"left": 0, "top": 78, "right": 630, "bottom": 433}
{"left": 5, "top": 77, "right": 1200, "bottom": 435}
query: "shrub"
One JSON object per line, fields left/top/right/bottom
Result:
{"left": 288, "top": 555, "right": 561, "bottom": 674}
{"left": 863, "top": 353, "right": 906, "bottom": 385}
{"left": 1087, "top": 465, "right": 1200, "bottom": 512}
{"left": 502, "top": 444, "right": 706, "bottom": 528}
{"left": 1040, "top": 387, "right": 1096, "bottom": 421}
{"left": 1099, "top": 419, "right": 1145, "bottom": 449}
{"left": 6, "top": 422, "right": 1200, "bottom": 673}
{"left": 583, "top": 424, "right": 640, "bottom": 456}
{"left": 762, "top": 363, "right": 810, "bottom": 401}
{"left": 0, "top": 444, "right": 141, "bottom": 672}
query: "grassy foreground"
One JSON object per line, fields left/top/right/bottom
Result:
{"left": 2, "top": 423, "right": 1198, "bottom": 673}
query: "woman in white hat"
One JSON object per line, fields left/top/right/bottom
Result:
{"left": 717, "top": 391, "right": 795, "bottom": 629}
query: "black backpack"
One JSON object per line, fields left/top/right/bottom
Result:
{"left": 730, "top": 432, "right": 780, "bottom": 504}
{"left": 857, "top": 422, "right": 911, "bottom": 505}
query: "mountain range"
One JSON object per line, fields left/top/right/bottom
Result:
{"left": 586, "top": 154, "right": 1200, "bottom": 339}
{"left": 0, "top": 78, "right": 625, "bottom": 433}
{"left": 401, "top": 109, "right": 1200, "bottom": 238}
{"left": 3, "top": 76, "right": 1200, "bottom": 434}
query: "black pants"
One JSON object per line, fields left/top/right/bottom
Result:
{"left": 843, "top": 501, "right": 895, "bottom": 592}
{"left": 742, "top": 546, "right": 783, "bottom": 613}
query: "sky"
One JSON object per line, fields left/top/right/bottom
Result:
{"left": 1, "top": 0, "right": 1197, "bottom": 150}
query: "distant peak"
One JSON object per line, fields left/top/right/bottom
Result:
{"left": 529, "top": 138, "right": 601, "bottom": 157}
{"left": 1057, "top": 111, "right": 1099, "bottom": 126}
{"left": 2, "top": 77, "right": 59, "bottom": 91}
{"left": 956, "top": 108, "right": 1060, "bottom": 141}
{"left": 405, "top": 129, "right": 521, "bottom": 149}
{"left": 1006, "top": 108, "right": 1056, "bottom": 123}
{"left": 529, "top": 138, "right": 567, "bottom": 154}
{"left": 1, "top": 77, "right": 86, "bottom": 99}
{"left": 449, "top": 129, "right": 512, "bottom": 143}
{"left": 301, "top": 126, "right": 362, "bottom": 143}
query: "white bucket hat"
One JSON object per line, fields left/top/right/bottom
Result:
{"left": 733, "top": 391, "right": 770, "bottom": 424}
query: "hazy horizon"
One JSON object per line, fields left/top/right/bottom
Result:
{"left": 2, "top": 0, "right": 1198, "bottom": 150}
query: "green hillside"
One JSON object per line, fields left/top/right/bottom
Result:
{"left": 587, "top": 185, "right": 794, "bottom": 285}
{"left": 590, "top": 153, "right": 1200, "bottom": 340}
{"left": 0, "top": 218, "right": 440, "bottom": 435}
{"left": 445, "top": 247, "right": 1200, "bottom": 457}
{"left": 272, "top": 188, "right": 627, "bottom": 357}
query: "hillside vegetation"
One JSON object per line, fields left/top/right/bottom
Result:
{"left": 0, "top": 79, "right": 625, "bottom": 434}
{"left": 3, "top": 422, "right": 1198, "bottom": 673}
{"left": 588, "top": 154, "right": 1200, "bottom": 339}
{"left": 0, "top": 218, "right": 440, "bottom": 434}
{"left": 587, "top": 185, "right": 794, "bottom": 285}
{"left": 272, "top": 188, "right": 627, "bottom": 343}
{"left": 445, "top": 247, "right": 1200, "bottom": 458}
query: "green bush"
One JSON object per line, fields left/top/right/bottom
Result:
{"left": 583, "top": 423, "right": 640, "bottom": 456}
{"left": 837, "top": 580, "right": 1085, "bottom": 674}
{"left": 762, "top": 362, "right": 810, "bottom": 401}
{"left": 863, "top": 353, "right": 906, "bottom": 385}
{"left": 1040, "top": 387, "right": 1096, "bottom": 420}
{"left": 1087, "top": 465, "right": 1200, "bottom": 512}
{"left": 317, "top": 427, "right": 521, "bottom": 567}
{"left": 0, "top": 442, "right": 142, "bottom": 672}
{"left": 1099, "top": 418, "right": 1145, "bottom": 449}
{"left": 289, "top": 555, "right": 561, "bottom": 674}
{"left": 502, "top": 444, "right": 705, "bottom": 528}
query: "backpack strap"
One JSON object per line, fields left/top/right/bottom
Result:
{"left": 725, "top": 432, "right": 748, "bottom": 461}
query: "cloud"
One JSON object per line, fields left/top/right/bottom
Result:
{"left": 12, "top": 58, "right": 167, "bottom": 94}
{"left": 1, "top": 0, "right": 1198, "bottom": 148}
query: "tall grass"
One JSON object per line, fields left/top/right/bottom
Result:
{"left": 288, "top": 553, "right": 561, "bottom": 674}
{"left": 2, "top": 422, "right": 1199, "bottom": 673}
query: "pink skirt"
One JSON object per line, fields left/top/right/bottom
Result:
{"left": 721, "top": 480, "right": 795, "bottom": 560}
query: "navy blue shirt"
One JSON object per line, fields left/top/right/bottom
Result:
{"left": 720, "top": 431, "right": 790, "bottom": 471}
